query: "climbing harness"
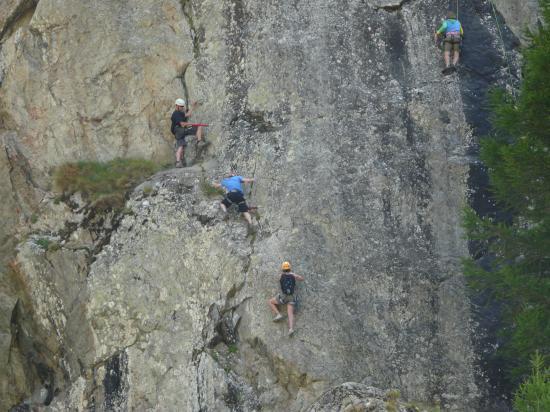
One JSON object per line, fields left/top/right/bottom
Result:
{"left": 224, "top": 190, "right": 248, "bottom": 209}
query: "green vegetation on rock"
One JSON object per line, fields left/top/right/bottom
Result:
{"left": 463, "top": 0, "right": 550, "bottom": 398}
{"left": 54, "top": 158, "right": 163, "bottom": 211}
{"left": 34, "top": 238, "right": 61, "bottom": 252}
{"left": 514, "top": 352, "right": 550, "bottom": 412}
{"left": 385, "top": 389, "right": 400, "bottom": 412}
{"left": 200, "top": 179, "right": 224, "bottom": 198}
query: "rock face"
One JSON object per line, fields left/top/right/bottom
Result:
{"left": 0, "top": 0, "right": 535, "bottom": 410}
{"left": 306, "top": 383, "right": 405, "bottom": 412}
{"left": 492, "top": 0, "right": 540, "bottom": 43}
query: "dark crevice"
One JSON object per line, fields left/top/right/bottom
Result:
{"left": 8, "top": 299, "right": 59, "bottom": 409}
{"left": 0, "top": 0, "right": 38, "bottom": 41}
{"left": 102, "top": 352, "right": 128, "bottom": 411}
{"left": 179, "top": 0, "right": 201, "bottom": 59}
{"left": 4, "top": 144, "right": 42, "bottom": 214}
{"left": 375, "top": 0, "right": 414, "bottom": 12}
{"left": 457, "top": 0, "right": 521, "bottom": 410}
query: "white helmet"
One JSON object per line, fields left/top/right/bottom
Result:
{"left": 175, "top": 98, "right": 186, "bottom": 106}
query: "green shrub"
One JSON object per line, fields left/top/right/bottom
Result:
{"left": 35, "top": 238, "right": 51, "bottom": 250}
{"left": 53, "top": 158, "right": 162, "bottom": 211}
{"left": 385, "top": 389, "right": 400, "bottom": 412}
{"left": 200, "top": 179, "right": 224, "bottom": 198}
{"left": 142, "top": 184, "right": 154, "bottom": 196}
{"left": 463, "top": 0, "right": 550, "bottom": 383}
{"left": 514, "top": 352, "right": 550, "bottom": 412}
{"left": 227, "top": 344, "right": 238, "bottom": 354}
{"left": 34, "top": 237, "right": 61, "bottom": 252}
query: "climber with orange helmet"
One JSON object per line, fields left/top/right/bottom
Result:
{"left": 434, "top": 11, "right": 464, "bottom": 74}
{"left": 268, "top": 261, "right": 304, "bottom": 336}
{"left": 170, "top": 98, "right": 204, "bottom": 167}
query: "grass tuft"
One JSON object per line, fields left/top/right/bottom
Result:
{"left": 142, "top": 184, "right": 154, "bottom": 196}
{"left": 34, "top": 237, "right": 60, "bottom": 251}
{"left": 385, "top": 389, "right": 400, "bottom": 412}
{"left": 35, "top": 238, "right": 51, "bottom": 250}
{"left": 200, "top": 179, "right": 224, "bottom": 198}
{"left": 53, "top": 158, "right": 162, "bottom": 211}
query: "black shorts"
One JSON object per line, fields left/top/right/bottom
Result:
{"left": 175, "top": 137, "right": 187, "bottom": 148}
{"left": 175, "top": 126, "right": 198, "bottom": 140}
{"left": 222, "top": 191, "right": 249, "bottom": 213}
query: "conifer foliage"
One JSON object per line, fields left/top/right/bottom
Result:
{"left": 463, "top": 0, "right": 550, "bottom": 387}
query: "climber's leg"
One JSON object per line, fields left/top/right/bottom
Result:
{"left": 242, "top": 211, "right": 253, "bottom": 225}
{"left": 452, "top": 42, "right": 460, "bottom": 66}
{"left": 269, "top": 297, "right": 283, "bottom": 321}
{"left": 287, "top": 302, "right": 296, "bottom": 336}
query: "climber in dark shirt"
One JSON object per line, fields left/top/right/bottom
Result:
{"left": 268, "top": 261, "right": 305, "bottom": 337}
{"left": 170, "top": 98, "right": 203, "bottom": 167}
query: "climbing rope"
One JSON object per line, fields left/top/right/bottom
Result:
{"left": 249, "top": 154, "right": 258, "bottom": 202}
{"left": 488, "top": 0, "right": 518, "bottom": 98}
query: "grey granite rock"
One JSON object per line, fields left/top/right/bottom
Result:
{"left": 0, "top": 0, "right": 537, "bottom": 410}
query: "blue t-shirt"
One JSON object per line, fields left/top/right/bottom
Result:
{"left": 221, "top": 176, "right": 244, "bottom": 193}
{"left": 437, "top": 19, "right": 463, "bottom": 35}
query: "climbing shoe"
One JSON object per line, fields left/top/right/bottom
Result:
{"left": 442, "top": 66, "right": 456, "bottom": 75}
{"left": 175, "top": 160, "right": 184, "bottom": 168}
{"left": 288, "top": 328, "right": 295, "bottom": 337}
{"left": 273, "top": 314, "right": 283, "bottom": 322}
{"left": 247, "top": 224, "right": 258, "bottom": 236}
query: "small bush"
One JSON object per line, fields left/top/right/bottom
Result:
{"left": 385, "top": 390, "right": 400, "bottom": 412}
{"left": 53, "top": 158, "right": 162, "bottom": 212}
{"left": 30, "top": 214, "right": 38, "bottom": 224}
{"left": 142, "top": 185, "right": 154, "bottom": 196}
{"left": 227, "top": 344, "right": 238, "bottom": 354}
{"left": 34, "top": 237, "right": 60, "bottom": 251}
{"left": 35, "top": 238, "right": 51, "bottom": 250}
{"left": 514, "top": 352, "right": 550, "bottom": 412}
{"left": 200, "top": 179, "right": 224, "bottom": 198}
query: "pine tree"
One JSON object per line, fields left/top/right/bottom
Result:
{"left": 463, "top": 0, "right": 550, "bottom": 382}
{"left": 514, "top": 353, "right": 550, "bottom": 412}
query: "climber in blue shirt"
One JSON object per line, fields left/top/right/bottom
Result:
{"left": 213, "top": 171, "right": 255, "bottom": 226}
{"left": 434, "top": 11, "right": 464, "bottom": 74}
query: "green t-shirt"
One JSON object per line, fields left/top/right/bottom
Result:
{"left": 437, "top": 19, "right": 464, "bottom": 35}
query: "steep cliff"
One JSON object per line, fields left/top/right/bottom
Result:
{"left": 0, "top": 0, "right": 530, "bottom": 410}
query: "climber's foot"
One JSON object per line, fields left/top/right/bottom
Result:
{"left": 442, "top": 66, "right": 456, "bottom": 75}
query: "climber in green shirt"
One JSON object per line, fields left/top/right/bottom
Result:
{"left": 434, "top": 11, "right": 464, "bottom": 74}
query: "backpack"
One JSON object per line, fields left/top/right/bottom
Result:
{"left": 280, "top": 273, "right": 296, "bottom": 295}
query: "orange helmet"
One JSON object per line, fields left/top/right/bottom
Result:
{"left": 281, "top": 261, "right": 291, "bottom": 271}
